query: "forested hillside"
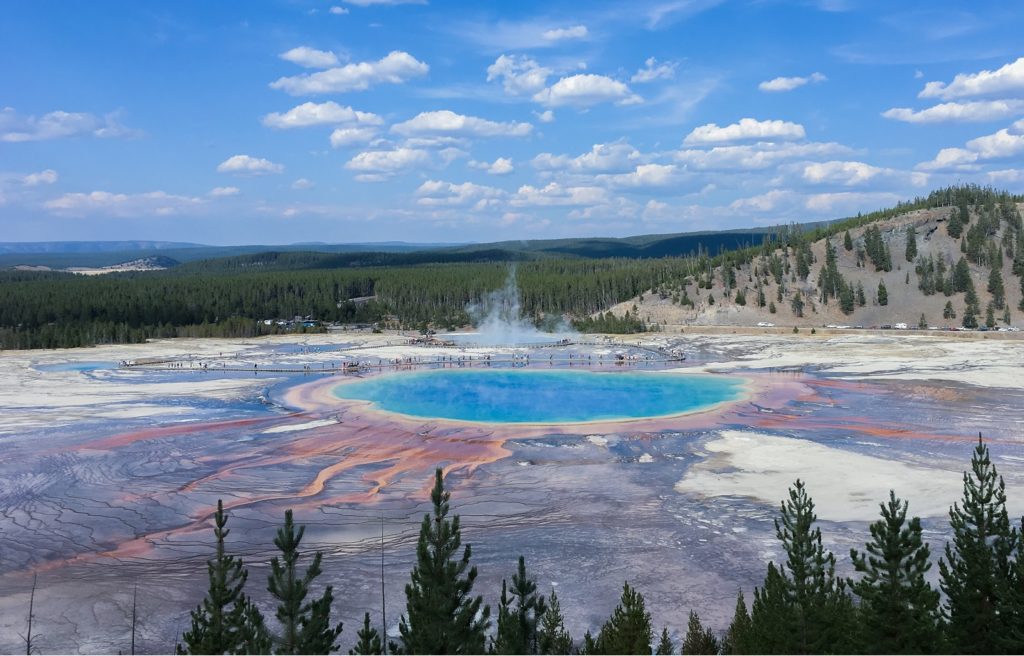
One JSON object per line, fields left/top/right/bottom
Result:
{"left": 1, "top": 185, "right": 1021, "bottom": 349}
{"left": 610, "top": 185, "right": 1024, "bottom": 331}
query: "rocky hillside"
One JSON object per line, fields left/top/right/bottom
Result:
{"left": 607, "top": 193, "right": 1024, "bottom": 330}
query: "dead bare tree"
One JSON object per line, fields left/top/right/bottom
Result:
{"left": 130, "top": 585, "right": 138, "bottom": 656}
{"left": 381, "top": 513, "right": 387, "bottom": 656}
{"left": 19, "top": 573, "right": 38, "bottom": 655}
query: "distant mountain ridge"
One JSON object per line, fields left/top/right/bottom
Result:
{"left": 0, "top": 240, "right": 202, "bottom": 254}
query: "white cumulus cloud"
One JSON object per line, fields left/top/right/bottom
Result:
{"left": 729, "top": 189, "right": 795, "bottom": 213}
{"left": 802, "top": 160, "right": 928, "bottom": 187}
{"left": 510, "top": 182, "right": 610, "bottom": 207}
{"left": 262, "top": 101, "right": 383, "bottom": 128}
{"left": 0, "top": 108, "right": 139, "bottom": 142}
{"left": 597, "top": 163, "right": 680, "bottom": 188}
{"left": 329, "top": 6, "right": 349, "bottom": 14}
{"left": 415, "top": 180, "right": 507, "bottom": 207}
{"left": 487, "top": 55, "right": 552, "bottom": 96}
{"left": 988, "top": 169, "right": 1024, "bottom": 184}
{"left": 919, "top": 56, "right": 1024, "bottom": 100}
{"left": 22, "top": 169, "right": 58, "bottom": 186}
{"left": 279, "top": 46, "right": 340, "bottom": 69}
{"left": 345, "top": 147, "right": 432, "bottom": 176}
{"left": 330, "top": 126, "right": 378, "bottom": 148}
{"left": 882, "top": 100, "right": 1024, "bottom": 123}
{"left": 533, "top": 142, "right": 642, "bottom": 172}
{"left": 209, "top": 186, "right": 240, "bottom": 197}
{"left": 270, "top": 51, "right": 428, "bottom": 95}
{"left": 683, "top": 118, "right": 806, "bottom": 145}
{"left": 470, "top": 157, "right": 514, "bottom": 175}
{"left": 44, "top": 191, "right": 202, "bottom": 217}
{"left": 541, "top": 25, "right": 588, "bottom": 42}
{"left": 631, "top": 57, "right": 677, "bottom": 83}
{"left": 292, "top": 178, "right": 315, "bottom": 190}
{"left": 917, "top": 119, "right": 1024, "bottom": 171}
{"left": 802, "top": 161, "right": 882, "bottom": 185}
{"left": 673, "top": 141, "right": 852, "bottom": 170}
{"left": 391, "top": 110, "right": 532, "bottom": 138}
{"left": 217, "top": 155, "right": 284, "bottom": 175}
{"left": 534, "top": 109, "right": 555, "bottom": 123}
{"left": 758, "top": 72, "right": 826, "bottom": 93}
{"left": 533, "top": 74, "right": 642, "bottom": 107}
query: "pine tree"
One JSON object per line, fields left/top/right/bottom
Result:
{"left": 537, "top": 589, "right": 573, "bottom": 655}
{"left": 588, "top": 582, "right": 652, "bottom": 655}
{"left": 350, "top": 613, "right": 383, "bottom": 655}
{"left": 948, "top": 207, "right": 965, "bottom": 239}
{"left": 239, "top": 603, "right": 272, "bottom": 654}
{"left": 843, "top": 230, "right": 854, "bottom": 252}
{"left": 749, "top": 480, "right": 855, "bottom": 654}
{"left": 940, "top": 435, "right": 1019, "bottom": 654}
{"left": 493, "top": 556, "right": 546, "bottom": 654}
{"left": 986, "top": 303, "right": 996, "bottom": 328}
{"left": 749, "top": 563, "right": 790, "bottom": 652}
{"left": 790, "top": 291, "right": 804, "bottom": 318}
{"left": 856, "top": 282, "right": 866, "bottom": 307}
{"left": 266, "top": 510, "right": 343, "bottom": 655}
{"left": 906, "top": 224, "right": 918, "bottom": 262}
{"left": 839, "top": 281, "right": 855, "bottom": 315}
{"left": 735, "top": 288, "right": 746, "bottom": 306}
{"left": 681, "top": 611, "right": 719, "bottom": 655}
{"left": 988, "top": 267, "right": 1006, "bottom": 309}
{"left": 999, "top": 523, "right": 1024, "bottom": 651}
{"left": 963, "top": 306, "right": 979, "bottom": 329}
{"left": 944, "top": 301, "right": 957, "bottom": 320}
{"left": 178, "top": 500, "right": 261, "bottom": 655}
{"left": 655, "top": 628, "right": 673, "bottom": 655}
{"left": 877, "top": 279, "right": 888, "bottom": 306}
{"left": 721, "top": 591, "right": 752, "bottom": 655}
{"left": 953, "top": 257, "right": 972, "bottom": 293}
{"left": 849, "top": 491, "right": 941, "bottom": 653}
{"left": 399, "top": 468, "right": 490, "bottom": 654}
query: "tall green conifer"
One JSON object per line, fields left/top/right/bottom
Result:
{"left": 849, "top": 491, "right": 941, "bottom": 653}
{"left": 349, "top": 613, "right": 383, "bottom": 655}
{"left": 722, "top": 591, "right": 752, "bottom": 655}
{"left": 266, "top": 510, "right": 343, "bottom": 655}
{"left": 178, "top": 500, "right": 264, "bottom": 655}
{"left": 399, "top": 468, "right": 490, "bottom": 654}
{"left": 493, "top": 556, "right": 546, "bottom": 654}
{"left": 681, "top": 611, "right": 719, "bottom": 655}
{"left": 749, "top": 480, "right": 854, "bottom": 654}
{"left": 940, "top": 436, "right": 1018, "bottom": 654}
{"left": 587, "top": 582, "right": 652, "bottom": 655}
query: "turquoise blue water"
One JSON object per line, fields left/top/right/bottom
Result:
{"left": 333, "top": 369, "right": 745, "bottom": 423}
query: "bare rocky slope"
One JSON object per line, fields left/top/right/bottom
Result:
{"left": 605, "top": 202, "right": 1024, "bottom": 330}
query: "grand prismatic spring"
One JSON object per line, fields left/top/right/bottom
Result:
{"left": 1, "top": 330, "right": 1024, "bottom": 652}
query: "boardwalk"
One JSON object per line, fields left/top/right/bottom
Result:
{"left": 121, "top": 339, "right": 685, "bottom": 374}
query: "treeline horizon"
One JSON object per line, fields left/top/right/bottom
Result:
{"left": 2, "top": 184, "right": 1021, "bottom": 350}
{"left": 15, "top": 434, "right": 1022, "bottom": 654}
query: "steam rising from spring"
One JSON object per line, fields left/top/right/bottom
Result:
{"left": 466, "top": 267, "right": 576, "bottom": 346}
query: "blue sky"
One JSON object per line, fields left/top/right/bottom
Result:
{"left": 2, "top": 0, "right": 1024, "bottom": 245}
